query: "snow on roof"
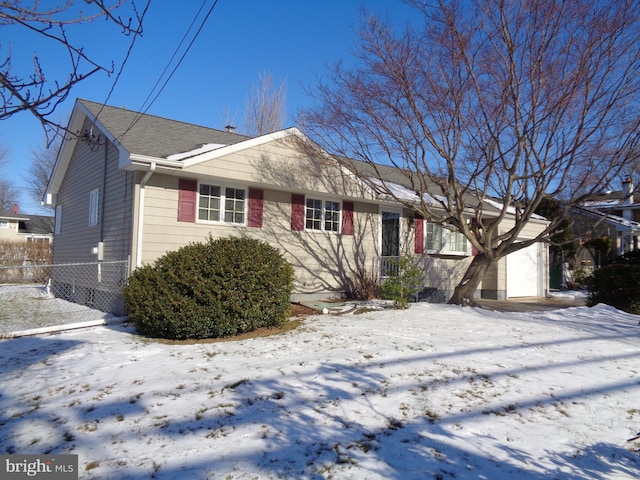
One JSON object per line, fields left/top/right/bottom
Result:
{"left": 484, "top": 198, "right": 517, "bottom": 214}
{"left": 366, "top": 177, "right": 443, "bottom": 205}
{"left": 583, "top": 199, "right": 622, "bottom": 208}
{"left": 166, "top": 143, "right": 228, "bottom": 161}
{"left": 577, "top": 204, "right": 640, "bottom": 230}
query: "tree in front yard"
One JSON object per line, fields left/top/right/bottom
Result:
{"left": 0, "top": 1, "right": 146, "bottom": 143}
{"left": 300, "top": 0, "right": 640, "bottom": 305}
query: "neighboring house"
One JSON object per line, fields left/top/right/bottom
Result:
{"left": 45, "top": 99, "right": 549, "bottom": 312}
{"left": 0, "top": 208, "right": 54, "bottom": 245}
{"left": 573, "top": 177, "right": 640, "bottom": 265}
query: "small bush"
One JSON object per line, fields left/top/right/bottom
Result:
{"left": 381, "top": 256, "right": 423, "bottom": 308}
{"left": 587, "top": 263, "right": 640, "bottom": 314}
{"left": 124, "top": 236, "right": 294, "bottom": 339}
{"left": 349, "top": 269, "right": 380, "bottom": 300}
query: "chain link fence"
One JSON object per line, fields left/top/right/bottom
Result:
{"left": 6, "top": 260, "right": 130, "bottom": 315}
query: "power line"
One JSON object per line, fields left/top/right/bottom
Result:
{"left": 93, "top": 0, "right": 151, "bottom": 127}
{"left": 118, "top": 0, "right": 220, "bottom": 140}
{"left": 135, "top": 0, "right": 209, "bottom": 116}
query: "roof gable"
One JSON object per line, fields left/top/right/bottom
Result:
{"left": 46, "top": 99, "right": 253, "bottom": 203}
{"left": 77, "top": 99, "right": 250, "bottom": 159}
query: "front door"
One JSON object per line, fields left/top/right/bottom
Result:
{"left": 382, "top": 211, "right": 400, "bottom": 257}
{"left": 381, "top": 210, "right": 401, "bottom": 276}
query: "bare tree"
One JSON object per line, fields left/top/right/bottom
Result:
{"left": 27, "top": 135, "right": 60, "bottom": 209}
{"left": 0, "top": 180, "right": 19, "bottom": 211}
{"left": 300, "top": 0, "right": 640, "bottom": 305}
{"left": 0, "top": 142, "right": 19, "bottom": 211}
{"left": 1, "top": 1, "right": 146, "bottom": 143}
{"left": 244, "top": 72, "right": 287, "bottom": 137}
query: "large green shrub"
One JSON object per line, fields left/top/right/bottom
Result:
{"left": 124, "top": 236, "right": 294, "bottom": 339}
{"left": 587, "top": 263, "right": 640, "bottom": 314}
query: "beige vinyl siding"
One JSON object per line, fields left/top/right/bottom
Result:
{"left": 187, "top": 137, "right": 373, "bottom": 199}
{"left": 53, "top": 124, "right": 134, "bottom": 264}
{"left": 0, "top": 220, "right": 20, "bottom": 240}
{"left": 138, "top": 174, "right": 380, "bottom": 297}
{"left": 479, "top": 216, "right": 548, "bottom": 298}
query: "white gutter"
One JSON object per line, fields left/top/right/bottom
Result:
{"left": 136, "top": 162, "right": 156, "bottom": 268}
{"left": 129, "top": 153, "right": 185, "bottom": 169}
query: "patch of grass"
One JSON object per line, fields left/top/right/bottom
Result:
{"left": 85, "top": 461, "right": 99, "bottom": 471}
{"left": 425, "top": 409, "right": 441, "bottom": 422}
{"left": 195, "top": 407, "right": 209, "bottom": 421}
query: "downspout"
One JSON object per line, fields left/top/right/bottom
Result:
{"left": 136, "top": 162, "right": 156, "bottom": 268}
{"left": 100, "top": 141, "right": 108, "bottom": 243}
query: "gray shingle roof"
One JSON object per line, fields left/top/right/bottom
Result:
{"left": 78, "top": 99, "right": 251, "bottom": 159}
{"left": 20, "top": 215, "right": 54, "bottom": 235}
{"left": 0, "top": 210, "right": 54, "bottom": 234}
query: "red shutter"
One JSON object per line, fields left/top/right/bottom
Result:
{"left": 178, "top": 179, "right": 197, "bottom": 222}
{"left": 291, "top": 194, "right": 305, "bottom": 231}
{"left": 342, "top": 201, "right": 354, "bottom": 235}
{"left": 414, "top": 214, "right": 424, "bottom": 254}
{"left": 248, "top": 188, "right": 264, "bottom": 228}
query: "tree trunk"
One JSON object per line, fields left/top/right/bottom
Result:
{"left": 448, "top": 253, "right": 493, "bottom": 306}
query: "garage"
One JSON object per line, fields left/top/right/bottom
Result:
{"left": 507, "top": 242, "right": 543, "bottom": 298}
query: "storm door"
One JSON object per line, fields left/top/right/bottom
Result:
{"left": 381, "top": 210, "right": 401, "bottom": 276}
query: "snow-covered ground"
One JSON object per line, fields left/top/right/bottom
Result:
{"left": 1, "top": 301, "right": 639, "bottom": 479}
{"left": 0, "top": 284, "right": 118, "bottom": 336}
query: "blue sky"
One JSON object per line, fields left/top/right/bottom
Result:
{"left": 2, "top": 0, "right": 413, "bottom": 214}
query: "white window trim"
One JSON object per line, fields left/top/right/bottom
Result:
{"left": 305, "top": 196, "right": 342, "bottom": 233}
{"left": 425, "top": 222, "right": 469, "bottom": 256}
{"left": 89, "top": 188, "right": 99, "bottom": 227}
{"left": 196, "top": 182, "right": 247, "bottom": 226}
{"left": 55, "top": 204, "right": 63, "bottom": 234}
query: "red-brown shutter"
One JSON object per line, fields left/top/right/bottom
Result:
{"left": 178, "top": 179, "right": 197, "bottom": 222}
{"left": 291, "top": 194, "right": 305, "bottom": 231}
{"left": 414, "top": 214, "right": 424, "bottom": 254}
{"left": 248, "top": 188, "right": 264, "bottom": 228}
{"left": 342, "top": 201, "right": 354, "bottom": 235}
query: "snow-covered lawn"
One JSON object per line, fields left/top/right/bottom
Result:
{"left": 1, "top": 302, "right": 639, "bottom": 479}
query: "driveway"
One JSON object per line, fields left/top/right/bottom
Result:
{"left": 476, "top": 295, "right": 587, "bottom": 312}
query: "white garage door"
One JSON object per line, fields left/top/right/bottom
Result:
{"left": 507, "top": 243, "right": 540, "bottom": 298}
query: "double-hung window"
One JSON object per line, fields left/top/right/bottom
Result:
{"left": 198, "top": 183, "right": 246, "bottom": 224}
{"left": 305, "top": 198, "right": 341, "bottom": 232}
{"left": 425, "top": 222, "right": 468, "bottom": 255}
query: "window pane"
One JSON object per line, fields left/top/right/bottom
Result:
{"left": 306, "top": 198, "right": 322, "bottom": 230}
{"left": 224, "top": 187, "right": 245, "bottom": 224}
{"left": 198, "top": 184, "right": 220, "bottom": 221}
{"left": 89, "top": 189, "right": 99, "bottom": 226}
{"left": 324, "top": 201, "right": 340, "bottom": 232}
{"left": 425, "top": 223, "right": 442, "bottom": 251}
{"left": 446, "top": 229, "right": 467, "bottom": 253}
